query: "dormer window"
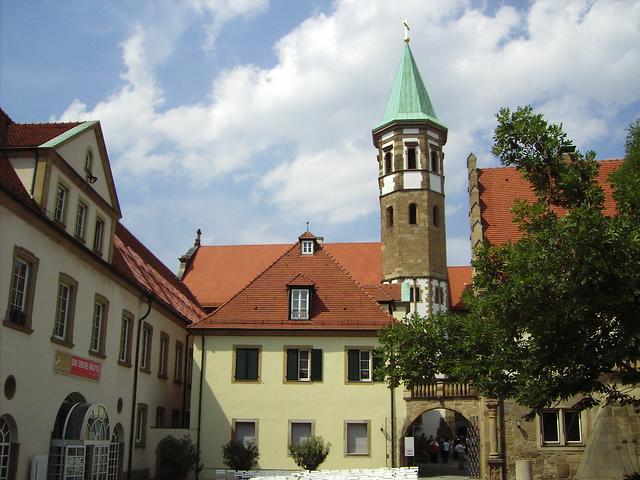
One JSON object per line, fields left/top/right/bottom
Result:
{"left": 301, "top": 240, "right": 314, "bottom": 255}
{"left": 290, "top": 288, "right": 310, "bottom": 320}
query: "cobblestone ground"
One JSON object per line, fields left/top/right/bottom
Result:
{"left": 417, "top": 461, "right": 470, "bottom": 479}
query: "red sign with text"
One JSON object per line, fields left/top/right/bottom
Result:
{"left": 70, "top": 355, "right": 101, "bottom": 380}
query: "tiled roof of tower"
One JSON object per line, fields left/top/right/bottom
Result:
{"left": 478, "top": 159, "right": 623, "bottom": 245}
{"left": 191, "top": 241, "right": 394, "bottom": 331}
{"left": 5, "top": 121, "right": 82, "bottom": 147}
{"left": 113, "top": 223, "right": 204, "bottom": 323}
{"left": 373, "top": 43, "right": 445, "bottom": 132}
{"left": 184, "top": 241, "right": 470, "bottom": 311}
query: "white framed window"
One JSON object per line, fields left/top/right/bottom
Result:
{"left": 140, "top": 323, "right": 152, "bottom": 371}
{"left": 174, "top": 341, "right": 184, "bottom": 383}
{"left": 345, "top": 421, "right": 370, "bottom": 455}
{"left": 347, "top": 348, "right": 377, "bottom": 382}
{"left": 64, "top": 445, "right": 86, "bottom": 480}
{"left": 298, "top": 350, "right": 310, "bottom": 381}
{"left": 8, "top": 258, "right": 29, "bottom": 325}
{"left": 0, "top": 416, "right": 12, "bottom": 480}
{"left": 135, "top": 404, "right": 148, "bottom": 447}
{"left": 289, "top": 421, "right": 313, "bottom": 448}
{"left": 53, "top": 282, "right": 71, "bottom": 341}
{"left": 291, "top": 288, "right": 310, "bottom": 320}
{"left": 233, "top": 420, "right": 257, "bottom": 447}
{"left": 541, "top": 410, "right": 582, "bottom": 445}
{"left": 91, "top": 302, "right": 104, "bottom": 353}
{"left": 75, "top": 202, "right": 87, "bottom": 239}
{"left": 301, "top": 240, "right": 314, "bottom": 255}
{"left": 54, "top": 184, "right": 68, "bottom": 224}
{"left": 93, "top": 217, "right": 105, "bottom": 254}
{"left": 158, "top": 332, "right": 169, "bottom": 378}
{"left": 119, "top": 313, "right": 132, "bottom": 364}
{"left": 286, "top": 348, "right": 322, "bottom": 381}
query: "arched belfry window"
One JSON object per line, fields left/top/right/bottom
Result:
{"left": 0, "top": 415, "right": 15, "bottom": 480}
{"left": 386, "top": 206, "right": 394, "bottom": 227}
{"left": 409, "top": 203, "right": 417, "bottom": 225}
{"left": 384, "top": 151, "right": 393, "bottom": 174}
{"left": 407, "top": 147, "right": 417, "bottom": 169}
{"left": 433, "top": 206, "right": 440, "bottom": 227}
{"left": 431, "top": 150, "right": 439, "bottom": 173}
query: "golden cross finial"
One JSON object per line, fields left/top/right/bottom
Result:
{"left": 403, "top": 19, "right": 410, "bottom": 43}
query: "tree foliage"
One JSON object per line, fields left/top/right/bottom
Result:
{"left": 222, "top": 440, "right": 259, "bottom": 470}
{"left": 288, "top": 436, "right": 331, "bottom": 471}
{"left": 378, "top": 107, "right": 640, "bottom": 416}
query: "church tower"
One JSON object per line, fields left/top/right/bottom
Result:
{"left": 372, "top": 27, "right": 448, "bottom": 316}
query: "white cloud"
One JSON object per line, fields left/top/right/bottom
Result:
{"left": 56, "top": 0, "right": 640, "bottom": 266}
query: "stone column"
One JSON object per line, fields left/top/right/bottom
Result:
{"left": 487, "top": 400, "right": 500, "bottom": 457}
{"left": 486, "top": 399, "right": 504, "bottom": 480}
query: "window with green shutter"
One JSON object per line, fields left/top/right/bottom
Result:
{"left": 347, "top": 348, "right": 381, "bottom": 382}
{"left": 286, "top": 348, "right": 322, "bottom": 381}
{"left": 235, "top": 347, "right": 260, "bottom": 381}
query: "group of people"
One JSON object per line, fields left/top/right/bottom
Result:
{"left": 423, "top": 436, "right": 468, "bottom": 470}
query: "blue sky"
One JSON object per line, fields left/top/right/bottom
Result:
{"left": 2, "top": 0, "right": 639, "bottom": 271}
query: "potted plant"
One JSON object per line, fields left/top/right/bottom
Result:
{"left": 157, "top": 435, "right": 202, "bottom": 480}
{"left": 288, "top": 436, "right": 331, "bottom": 471}
{"left": 222, "top": 440, "right": 259, "bottom": 470}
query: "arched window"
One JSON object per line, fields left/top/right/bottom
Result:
{"left": 409, "top": 286, "right": 421, "bottom": 303}
{"left": 408, "top": 203, "right": 417, "bottom": 225}
{"left": 0, "top": 416, "right": 12, "bottom": 480}
{"left": 386, "top": 206, "right": 394, "bottom": 227}
{"left": 407, "top": 147, "right": 417, "bottom": 169}
{"left": 384, "top": 152, "right": 393, "bottom": 174}
{"left": 433, "top": 206, "right": 440, "bottom": 227}
{"left": 430, "top": 150, "right": 439, "bottom": 173}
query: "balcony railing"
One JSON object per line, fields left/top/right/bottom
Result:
{"left": 407, "top": 381, "right": 477, "bottom": 400}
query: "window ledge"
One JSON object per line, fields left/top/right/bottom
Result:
{"left": 2, "top": 319, "right": 33, "bottom": 334}
{"left": 139, "top": 367, "right": 151, "bottom": 374}
{"left": 158, "top": 373, "right": 168, "bottom": 380}
{"left": 51, "top": 336, "right": 74, "bottom": 348}
{"left": 118, "top": 360, "right": 132, "bottom": 368}
{"left": 89, "top": 350, "right": 107, "bottom": 359}
{"left": 173, "top": 378, "right": 183, "bottom": 385}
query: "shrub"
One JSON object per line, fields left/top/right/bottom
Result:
{"left": 222, "top": 440, "right": 259, "bottom": 470}
{"left": 288, "top": 436, "right": 331, "bottom": 471}
{"left": 157, "top": 435, "right": 202, "bottom": 480}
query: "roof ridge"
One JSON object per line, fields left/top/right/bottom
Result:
{"left": 191, "top": 242, "right": 300, "bottom": 327}
{"left": 319, "top": 246, "right": 393, "bottom": 320}
{"left": 478, "top": 158, "right": 624, "bottom": 172}
{"left": 13, "top": 121, "right": 82, "bottom": 126}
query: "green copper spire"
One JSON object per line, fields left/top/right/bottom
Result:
{"left": 374, "top": 43, "right": 446, "bottom": 132}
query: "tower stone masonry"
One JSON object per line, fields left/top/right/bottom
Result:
{"left": 372, "top": 40, "right": 449, "bottom": 316}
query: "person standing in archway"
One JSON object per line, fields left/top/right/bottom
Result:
{"left": 441, "top": 439, "right": 450, "bottom": 463}
{"left": 454, "top": 442, "right": 466, "bottom": 470}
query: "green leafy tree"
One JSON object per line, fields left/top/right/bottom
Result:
{"left": 288, "top": 436, "right": 331, "bottom": 470}
{"left": 157, "top": 436, "right": 202, "bottom": 480}
{"left": 222, "top": 440, "right": 259, "bottom": 470}
{"left": 378, "top": 107, "right": 640, "bottom": 416}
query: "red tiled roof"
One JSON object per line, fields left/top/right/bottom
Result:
{"left": 447, "top": 266, "right": 472, "bottom": 310}
{"left": 192, "top": 242, "right": 394, "bottom": 331}
{"left": 183, "top": 244, "right": 292, "bottom": 307}
{"left": 5, "top": 122, "right": 81, "bottom": 147}
{"left": 113, "top": 223, "right": 204, "bottom": 323}
{"left": 287, "top": 273, "right": 315, "bottom": 286}
{"left": 298, "top": 231, "right": 317, "bottom": 240}
{"left": 185, "top": 241, "right": 469, "bottom": 311}
{"left": 478, "top": 160, "right": 623, "bottom": 245}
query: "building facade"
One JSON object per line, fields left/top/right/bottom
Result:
{"left": 0, "top": 110, "right": 203, "bottom": 480}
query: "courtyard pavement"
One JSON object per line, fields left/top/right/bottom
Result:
{"left": 417, "top": 461, "right": 470, "bottom": 479}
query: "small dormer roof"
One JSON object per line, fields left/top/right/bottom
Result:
{"left": 299, "top": 231, "right": 317, "bottom": 241}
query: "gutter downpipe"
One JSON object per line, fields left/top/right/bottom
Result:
{"left": 387, "top": 302, "right": 397, "bottom": 468}
{"left": 127, "top": 293, "right": 153, "bottom": 480}
{"left": 195, "top": 334, "right": 205, "bottom": 480}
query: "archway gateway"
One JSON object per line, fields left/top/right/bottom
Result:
{"left": 402, "top": 407, "right": 479, "bottom": 478}
{"left": 48, "top": 394, "right": 121, "bottom": 480}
